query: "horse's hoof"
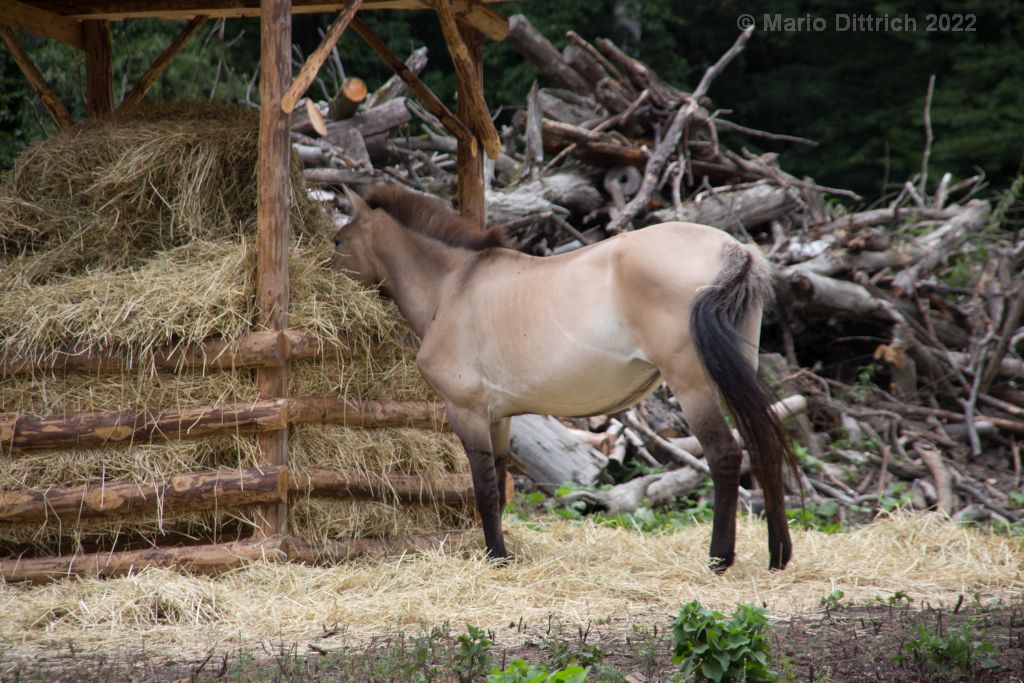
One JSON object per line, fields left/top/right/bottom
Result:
{"left": 769, "top": 544, "right": 792, "bottom": 571}
{"left": 709, "top": 553, "right": 735, "bottom": 573}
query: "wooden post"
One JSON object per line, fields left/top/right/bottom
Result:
{"left": 455, "top": 22, "right": 485, "bottom": 227}
{"left": 257, "top": 0, "right": 292, "bottom": 536}
{"left": 82, "top": 20, "right": 113, "bottom": 117}
{"left": 0, "top": 26, "right": 73, "bottom": 129}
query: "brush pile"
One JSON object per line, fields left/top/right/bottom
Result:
{"left": 294, "top": 16, "right": 1023, "bottom": 528}
{"left": 0, "top": 103, "right": 473, "bottom": 559}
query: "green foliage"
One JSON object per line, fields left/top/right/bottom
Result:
{"left": 487, "top": 659, "right": 590, "bottom": 683}
{"left": 455, "top": 625, "right": 494, "bottom": 683}
{"left": 819, "top": 589, "right": 845, "bottom": 612}
{"left": 527, "top": 633, "right": 604, "bottom": 670}
{"left": 787, "top": 500, "right": 842, "bottom": 533}
{"left": 875, "top": 590, "right": 914, "bottom": 607}
{"left": 879, "top": 482, "right": 913, "bottom": 512}
{"left": 1007, "top": 491, "right": 1024, "bottom": 508}
{"left": 898, "top": 623, "right": 997, "bottom": 679}
{"left": 671, "top": 601, "right": 776, "bottom": 682}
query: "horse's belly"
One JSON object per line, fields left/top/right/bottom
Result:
{"left": 489, "top": 356, "right": 662, "bottom": 418}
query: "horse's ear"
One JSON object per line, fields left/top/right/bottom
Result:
{"left": 342, "top": 185, "right": 371, "bottom": 217}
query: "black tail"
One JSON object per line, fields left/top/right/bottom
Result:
{"left": 689, "top": 244, "right": 799, "bottom": 522}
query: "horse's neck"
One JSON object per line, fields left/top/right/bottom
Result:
{"left": 375, "top": 225, "right": 471, "bottom": 337}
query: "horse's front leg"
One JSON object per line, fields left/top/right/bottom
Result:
{"left": 446, "top": 403, "right": 508, "bottom": 560}
{"left": 490, "top": 417, "right": 512, "bottom": 510}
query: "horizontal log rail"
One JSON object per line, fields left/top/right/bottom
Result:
{"left": 0, "top": 397, "right": 447, "bottom": 452}
{"left": 0, "top": 329, "right": 347, "bottom": 377}
{"left": 0, "top": 531, "right": 466, "bottom": 584}
{"left": 0, "top": 467, "right": 474, "bottom": 523}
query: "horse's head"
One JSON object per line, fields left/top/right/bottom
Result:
{"left": 331, "top": 186, "right": 388, "bottom": 287}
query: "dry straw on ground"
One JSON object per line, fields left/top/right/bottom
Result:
{"left": 0, "top": 104, "right": 472, "bottom": 555}
{"left": 0, "top": 514, "right": 1019, "bottom": 661}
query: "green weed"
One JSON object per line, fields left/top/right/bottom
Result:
{"left": 671, "top": 601, "right": 776, "bottom": 682}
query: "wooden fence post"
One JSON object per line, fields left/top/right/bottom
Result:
{"left": 455, "top": 23, "right": 485, "bottom": 228}
{"left": 82, "top": 20, "right": 113, "bottom": 117}
{"left": 257, "top": 0, "right": 292, "bottom": 536}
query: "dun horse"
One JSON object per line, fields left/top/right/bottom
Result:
{"left": 332, "top": 184, "right": 795, "bottom": 570}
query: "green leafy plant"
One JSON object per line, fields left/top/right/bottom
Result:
{"left": 487, "top": 659, "right": 589, "bottom": 683}
{"left": 787, "top": 500, "right": 842, "bottom": 533}
{"left": 455, "top": 625, "right": 494, "bottom": 683}
{"left": 899, "top": 623, "right": 997, "bottom": 679}
{"left": 819, "top": 590, "right": 845, "bottom": 613}
{"left": 879, "top": 482, "right": 913, "bottom": 512}
{"left": 874, "top": 590, "right": 913, "bottom": 607}
{"left": 671, "top": 601, "right": 776, "bottom": 682}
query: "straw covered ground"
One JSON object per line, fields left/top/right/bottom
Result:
{"left": 0, "top": 104, "right": 472, "bottom": 556}
{"left": 0, "top": 513, "right": 1020, "bottom": 667}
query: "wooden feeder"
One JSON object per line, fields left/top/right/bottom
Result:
{"left": 0, "top": 0, "right": 508, "bottom": 582}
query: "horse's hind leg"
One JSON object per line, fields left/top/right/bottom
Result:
{"left": 670, "top": 385, "right": 742, "bottom": 571}
{"left": 445, "top": 403, "right": 509, "bottom": 560}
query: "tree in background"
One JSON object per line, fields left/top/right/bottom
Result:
{"left": 2, "top": 0, "right": 1021, "bottom": 200}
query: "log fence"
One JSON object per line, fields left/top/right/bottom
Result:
{"left": 0, "top": 0, "right": 508, "bottom": 582}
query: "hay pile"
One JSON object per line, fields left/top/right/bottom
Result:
{"left": 0, "top": 104, "right": 472, "bottom": 557}
{"left": 0, "top": 514, "right": 1020, "bottom": 661}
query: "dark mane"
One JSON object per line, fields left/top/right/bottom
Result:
{"left": 362, "top": 184, "right": 508, "bottom": 251}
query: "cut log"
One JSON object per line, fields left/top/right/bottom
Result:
{"left": 650, "top": 182, "right": 796, "bottom": 231}
{"left": 0, "top": 532, "right": 464, "bottom": 584}
{"left": 325, "top": 97, "right": 412, "bottom": 145}
{"left": 292, "top": 469, "right": 474, "bottom": 504}
{"left": 0, "top": 467, "right": 472, "bottom": 524}
{"left": 557, "top": 466, "right": 705, "bottom": 515}
{"left": 304, "top": 167, "right": 367, "bottom": 187}
{"left": 0, "top": 398, "right": 447, "bottom": 452}
{"left": 506, "top": 14, "right": 591, "bottom": 95}
{"left": 487, "top": 171, "right": 602, "bottom": 225}
{"left": 327, "top": 76, "right": 368, "bottom": 120}
{"left": 509, "top": 414, "right": 609, "bottom": 492}
{"left": 0, "top": 329, "right": 337, "bottom": 377}
{"left": 891, "top": 202, "right": 991, "bottom": 297}
{"left": 0, "top": 467, "right": 288, "bottom": 523}
{"left": 0, "top": 400, "right": 288, "bottom": 452}
{"left": 593, "top": 36, "right": 685, "bottom": 109}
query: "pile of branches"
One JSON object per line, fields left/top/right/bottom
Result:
{"left": 290, "top": 17, "right": 1024, "bottom": 528}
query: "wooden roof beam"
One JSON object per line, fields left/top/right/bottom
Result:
{"left": 22, "top": 0, "right": 508, "bottom": 25}
{"left": 0, "top": 26, "right": 73, "bottom": 128}
{"left": 350, "top": 14, "right": 475, "bottom": 150}
{"left": 119, "top": 15, "right": 208, "bottom": 109}
{"left": 0, "top": 0, "right": 85, "bottom": 49}
{"left": 280, "top": 0, "right": 362, "bottom": 114}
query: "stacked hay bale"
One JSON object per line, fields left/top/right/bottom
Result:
{"left": 0, "top": 104, "right": 472, "bottom": 560}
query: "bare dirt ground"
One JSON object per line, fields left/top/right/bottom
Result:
{"left": 4, "top": 598, "right": 1023, "bottom": 682}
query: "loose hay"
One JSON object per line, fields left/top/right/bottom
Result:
{"left": 0, "top": 104, "right": 473, "bottom": 557}
{"left": 0, "top": 514, "right": 1019, "bottom": 659}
